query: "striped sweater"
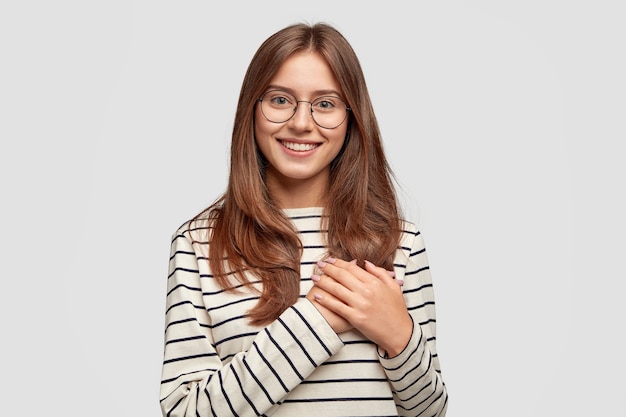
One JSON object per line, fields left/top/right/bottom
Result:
{"left": 160, "top": 207, "right": 447, "bottom": 417}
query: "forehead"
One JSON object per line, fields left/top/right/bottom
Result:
{"left": 268, "top": 51, "right": 342, "bottom": 96}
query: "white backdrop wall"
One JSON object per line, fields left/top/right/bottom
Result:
{"left": 1, "top": 1, "right": 624, "bottom": 416}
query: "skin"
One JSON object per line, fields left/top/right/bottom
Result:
{"left": 255, "top": 51, "right": 412, "bottom": 358}
{"left": 307, "top": 259, "right": 412, "bottom": 358}
{"left": 254, "top": 51, "right": 348, "bottom": 208}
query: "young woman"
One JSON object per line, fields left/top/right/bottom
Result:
{"left": 160, "top": 22, "right": 448, "bottom": 417}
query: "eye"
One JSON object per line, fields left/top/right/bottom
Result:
{"left": 318, "top": 100, "right": 334, "bottom": 109}
{"left": 264, "top": 90, "right": 295, "bottom": 108}
{"left": 313, "top": 97, "right": 340, "bottom": 112}
{"left": 271, "top": 96, "right": 289, "bottom": 106}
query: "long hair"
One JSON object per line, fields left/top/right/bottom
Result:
{"left": 193, "top": 22, "right": 402, "bottom": 326}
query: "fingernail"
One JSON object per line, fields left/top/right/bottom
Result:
{"left": 316, "top": 261, "right": 327, "bottom": 268}
{"left": 314, "top": 294, "right": 323, "bottom": 301}
{"left": 311, "top": 274, "right": 321, "bottom": 282}
{"left": 349, "top": 259, "right": 357, "bottom": 264}
{"left": 388, "top": 270, "right": 396, "bottom": 277}
{"left": 395, "top": 279, "right": 404, "bottom": 286}
{"left": 325, "top": 257, "right": 336, "bottom": 264}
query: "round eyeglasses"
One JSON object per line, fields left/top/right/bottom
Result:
{"left": 258, "top": 89, "right": 351, "bottom": 129}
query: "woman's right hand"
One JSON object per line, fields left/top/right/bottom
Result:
{"left": 306, "top": 286, "right": 353, "bottom": 334}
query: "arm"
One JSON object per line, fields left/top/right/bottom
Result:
{"left": 308, "top": 225, "right": 448, "bottom": 416}
{"left": 159, "top": 229, "right": 344, "bottom": 417}
{"left": 381, "top": 226, "right": 448, "bottom": 416}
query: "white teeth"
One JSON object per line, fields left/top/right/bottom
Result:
{"left": 280, "top": 141, "right": 318, "bottom": 151}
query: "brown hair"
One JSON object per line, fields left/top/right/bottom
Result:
{"left": 193, "top": 22, "right": 402, "bottom": 325}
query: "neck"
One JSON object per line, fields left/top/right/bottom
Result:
{"left": 265, "top": 170, "right": 329, "bottom": 209}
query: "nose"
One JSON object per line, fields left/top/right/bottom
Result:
{"left": 289, "top": 100, "right": 315, "bottom": 129}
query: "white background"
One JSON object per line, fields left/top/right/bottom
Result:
{"left": 1, "top": 1, "right": 624, "bottom": 416}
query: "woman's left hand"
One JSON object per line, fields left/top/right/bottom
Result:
{"left": 311, "top": 258, "right": 413, "bottom": 357}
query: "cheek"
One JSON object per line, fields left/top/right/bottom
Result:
{"left": 330, "top": 126, "right": 348, "bottom": 151}
{"left": 254, "top": 111, "right": 268, "bottom": 146}
{"left": 253, "top": 110, "right": 274, "bottom": 162}
{"left": 253, "top": 107, "right": 263, "bottom": 138}
{"left": 254, "top": 106, "right": 278, "bottom": 138}
{"left": 328, "top": 127, "right": 349, "bottom": 165}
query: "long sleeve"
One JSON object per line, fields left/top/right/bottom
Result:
{"left": 380, "top": 224, "right": 448, "bottom": 416}
{"left": 159, "top": 228, "right": 345, "bottom": 417}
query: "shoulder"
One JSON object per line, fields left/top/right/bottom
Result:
{"left": 171, "top": 212, "right": 214, "bottom": 245}
{"left": 399, "top": 219, "right": 422, "bottom": 246}
{"left": 399, "top": 219, "right": 418, "bottom": 235}
{"left": 395, "top": 219, "right": 428, "bottom": 265}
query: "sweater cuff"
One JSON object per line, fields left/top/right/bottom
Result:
{"left": 377, "top": 314, "right": 421, "bottom": 368}
{"left": 288, "top": 298, "right": 345, "bottom": 357}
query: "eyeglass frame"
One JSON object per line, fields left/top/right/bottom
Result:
{"left": 257, "top": 89, "right": 352, "bottom": 129}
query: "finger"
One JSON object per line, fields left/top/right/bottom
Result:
{"left": 307, "top": 285, "right": 330, "bottom": 302}
{"left": 311, "top": 273, "right": 354, "bottom": 301}
{"left": 364, "top": 260, "right": 405, "bottom": 288}
{"left": 385, "top": 269, "right": 403, "bottom": 286}
{"left": 364, "top": 260, "right": 394, "bottom": 282}
{"left": 323, "top": 258, "right": 380, "bottom": 284}
{"left": 311, "top": 287, "right": 352, "bottom": 319}
{"left": 316, "top": 259, "right": 366, "bottom": 286}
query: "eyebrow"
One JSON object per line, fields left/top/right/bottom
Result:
{"left": 265, "top": 85, "right": 343, "bottom": 98}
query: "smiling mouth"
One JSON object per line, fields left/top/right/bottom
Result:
{"left": 279, "top": 140, "right": 320, "bottom": 152}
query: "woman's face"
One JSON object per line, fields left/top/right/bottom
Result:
{"left": 254, "top": 51, "right": 348, "bottom": 206}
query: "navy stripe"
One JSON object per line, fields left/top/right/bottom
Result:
{"left": 252, "top": 341, "right": 289, "bottom": 392}
{"left": 278, "top": 317, "right": 318, "bottom": 367}
{"left": 290, "top": 306, "right": 333, "bottom": 356}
